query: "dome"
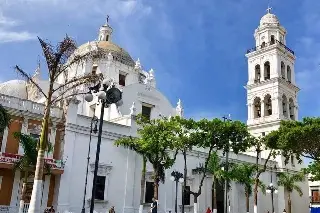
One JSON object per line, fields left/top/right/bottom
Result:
{"left": 78, "top": 41, "right": 135, "bottom": 67}
{"left": 260, "top": 13, "right": 280, "bottom": 26}
{"left": 0, "top": 80, "right": 28, "bottom": 99}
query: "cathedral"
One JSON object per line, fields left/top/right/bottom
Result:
{"left": 0, "top": 8, "right": 310, "bottom": 213}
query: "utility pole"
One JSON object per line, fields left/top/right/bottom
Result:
{"left": 222, "top": 114, "right": 231, "bottom": 213}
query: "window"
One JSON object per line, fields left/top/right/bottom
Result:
{"left": 261, "top": 132, "right": 265, "bottom": 136}
{"left": 95, "top": 176, "right": 106, "bottom": 200}
{"left": 253, "top": 97, "right": 261, "bottom": 118}
{"left": 264, "top": 94, "right": 272, "bottom": 116}
{"left": 261, "top": 42, "right": 266, "bottom": 48}
{"left": 287, "top": 66, "right": 292, "bottom": 83}
{"left": 145, "top": 181, "right": 154, "bottom": 203}
{"left": 282, "top": 95, "right": 288, "bottom": 117}
{"left": 30, "top": 133, "right": 40, "bottom": 142}
{"left": 281, "top": 62, "right": 285, "bottom": 79}
{"left": 91, "top": 65, "right": 98, "bottom": 75}
{"left": 183, "top": 186, "right": 191, "bottom": 205}
{"left": 106, "top": 35, "right": 109, "bottom": 41}
{"left": 119, "top": 74, "right": 126, "bottom": 86}
{"left": 289, "top": 98, "right": 295, "bottom": 120}
{"left": 142, "top": 105, "right": 152, "bottom": 120}
{"left": 312, "top": 190, "right": 320, "bottom": 203}
{"left": 264, "top": 61, "right": 271, "bottom": 80}
{"left": 254, "top": 65, "right": 261, "bottom": 83}
{"left": 270, "top": 35, "right": 275, "bottom": 44}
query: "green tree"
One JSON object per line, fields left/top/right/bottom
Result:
{"left": 15, "top": 36, "right": 103, "bottom": 213}
{"left": 277, "top": 172, "right": 305, "bottom": 213}
{"left": 231, "top": 163, "right": 266, "bottom": 213}
{"left": 13, "top": 133, "right": 51, "bottom": 213}
{"left": 266, "top": 117, "right": 320, "bottom": 180}
{"left": 115, "top": 115, "right": 179, "bottom": 200}
{"left": 184, "top": 118, "right": 251, "bottom": 213}
{"left": 0, "top": 104, "right": 10, "bottom": 135}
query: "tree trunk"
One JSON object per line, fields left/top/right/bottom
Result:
{"left": 213, "top": 179, "right": 217, "bottom": 213}
{"left": 245, "top": 191, "right": 249, "bottom": 213}
{"left": 253, "top": 179, "right": 258, "bottom": 213}
{"left": 193, "top": 195, "right": 198, "bottom": 213}
{"left": 288, "top": 193, "right": 291, "bottom": 213}
{"left": 153, "top": 166, "right": 159, "bottom": 200}
{"left": 28, "top": 101, "right": 51, "bottom": 213}
{"left": 19, "top": 172, "right": 28, "bottom": 213}
{"left": 139, "top": 157, "right": 147, "bottom": 213}
{"left": 182, "top": 149, "right": 187, "bottom": 213}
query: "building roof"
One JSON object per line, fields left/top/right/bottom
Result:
{"left": 260, "top": 12, "right": 280, "bottom": 26}
{"left": 0, "top": 80, "right": 28, "bottom": 99}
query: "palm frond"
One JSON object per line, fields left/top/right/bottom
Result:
{"left": 293, "top": 185, "right": 303, "bottom": 196}
{"left": 15, "top": 65, "right": 47, "bottom": 99}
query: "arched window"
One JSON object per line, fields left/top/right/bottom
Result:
{"left": 264, "top": 94, "right": 272, "bottom": 116}
{"left": 261, "top": 42, "right": 266, "bottom": 48}
{"left": 254, "top": 97, "right": 262, "bottom": 118}
{"left": 287, "top": 66, "right": 292, "bottom": 83}
{"left": 281, "top": 62, "right": 285, "bottom": 79}
{"left": 264, "top": 61, "right": 271, "bottom": 80}
{"left": 270, "top": 35, "right": 275, "bottom": 44}
{"left": 289, "top": 98, "right": 295, "bottom": 120}
{"left": 282, "top": 95, "right": 288, "bottom": 117}
{"left": 254, "top": 65, "right": 261, "bottom": 83}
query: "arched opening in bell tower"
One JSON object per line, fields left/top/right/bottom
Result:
{"left": 287, "top": 66, "right": 292, "bottom": 83}
{"left": 253, "top": 97, "right": 262, "bottom": 118}
{"left": 270, "top": 35, "right": 275, "bottom": 44}
{"left": 281, "top": 62, "right": 285, "bottom": 79}
{"left": 261, "top": 42, "right": 266, "bottom": 48}
{"left": 264, "top": 94, "right": 272, "bottom": 116}
{"left": 289, "top": 98, "right": 295, "bottom": 120}
{"left": 282, "top": 95, "right": 288, "bottom": 117}
{"left": 264, "top": 61, "right": 271, "bottom": 80}
{"left": 254, "top": 65, "right": 261, "bottom": 83}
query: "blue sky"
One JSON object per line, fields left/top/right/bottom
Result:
{"left": 0, "top": 0, "right": 319, "bottom": 122}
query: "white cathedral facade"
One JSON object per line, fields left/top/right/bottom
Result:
{"left": 0, "top": 9, "right": 310, "bottom": 213}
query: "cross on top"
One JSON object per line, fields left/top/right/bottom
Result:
{"left": 266, "top": 6, "right": 272, "bottom": 13}
{"left": 106, "top": 15, "right": 110, "bottom": 24}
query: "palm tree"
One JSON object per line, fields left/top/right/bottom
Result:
{"left": 231, "top": 163, "right": 266, "bottom": 213}
{"left": 0, "top": 104, "right": 10, "bottom": 135}
{"left": 15, "top": 36, "right": 104, "bottom": 213}
{"left": 13, "top": 132, "right": 51, "bottom": 213}
{"left": 207, "top": 152, "right": 227, "bottom": 213}
{"left": 277, "top": 172, "right": 305, "bottom": 213}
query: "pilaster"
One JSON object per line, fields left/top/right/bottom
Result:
{"left": 18, "top": 117, "right": 29, "bottom": 155}
{"left": 10, "top": 171, "right": 21, "bottom": 208}
{"left": 260, "top": 100, "right": 265, "bottom": 117}
{"left": 40, "top": 175, "right": 51, "bottom": 212}
{"left": 123, "top": 149, "right": 136, "bottom": 213}
{"left": 1, "top": 128, "right": 9, "bottom": 152}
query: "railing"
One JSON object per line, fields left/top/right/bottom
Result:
{"left": 23, "top": 203, "right": 29, "bottom": 213}
{"left": 0, "top": 152, "right": 65, "bottom": 169}
{"left": 0, "top": 94, "right": 62, "bottom": 118}
{"left": 246, "top": 39, "right": 295, "bottom": 55}
{"left": 0, "top": 205, "right": 17, "bottom": 213}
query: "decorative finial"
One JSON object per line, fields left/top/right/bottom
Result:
{"left": 130, "top": 102, "right": 136, "bottom": 115}
{"left": 107, "top": 52, "right": 113, "bottom": 61}
{"left": 176, "top": 99, "right": 183, "bottom": 117}
{"left": 135, "top": 58, "right": 142, "bottom": 70}
{"left": 266, "top": 6, "right": 272, "bottom": 14}
{"left": 106, "top": 15, "right": 110, "bottom": 24}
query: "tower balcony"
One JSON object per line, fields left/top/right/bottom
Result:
{"left": 246, "top": 40, "right": 294, "bottom": 55}
{"left": 0, "top": 152, "right": 64, "bottom": 175}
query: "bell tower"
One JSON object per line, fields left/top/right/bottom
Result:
{"left": 245, "top": 8, "right": 299, "bottom": 136}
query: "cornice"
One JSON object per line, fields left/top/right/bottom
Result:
{"left": 246, "top": 77, "right": 300, "bottom": 92}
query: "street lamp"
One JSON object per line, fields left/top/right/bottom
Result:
{"left": 85, "top": 78, "right": 123, "bottom": 213}
{"left": 170, "top": 171, "right": 184, "bottom": 213}
{"left": 266, "top": 165, "right": 278, "bottom": 213}
{"left": 81, "top": 115, "right": 98, "bottom": 213}
{"left": 222, "top": 115, "right": 231, "bottom": 213}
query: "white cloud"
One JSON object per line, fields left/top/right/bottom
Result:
{"left": 0, "top": 30, "right": 35, "bottom": 43}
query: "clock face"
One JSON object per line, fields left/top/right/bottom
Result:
{"left": 106, "top": 87, "right": 122, "bottom": 104}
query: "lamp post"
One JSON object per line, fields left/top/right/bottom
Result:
{"left": 85, "top": 78, "right": 123, "bottom": 213}
{"left": 266, "top": 165, "right": 278, "bottom": 213}
{"left": 81, "top": 115, "right": 98, "bottom": 213}
{"left": 222, "top": 115, "right": 231, "bottom": 213}
{"left": 170, "top": 171, "right": 184, "bottom": 213}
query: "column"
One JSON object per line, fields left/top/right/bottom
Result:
{"left": 10, "top": 171, "right": 21, "bottom": 208}
{"left": 287, "top": 103, "right": 290, "bottom": 119}
{"left": 48, "top": 125, "right": 56, "bottom": 159}
{"left": 1, "top": 128, "right": 9, "bottom": 153}
{"left": 123, "top": 149, "right": 136, "bottom": 213}
{"left": 261, "top": 100, "right": 265, "bottom": 117}
{"left": 247, "top": 103, "right": 252, "bottom": 120}
{"left": 40, "top": 175, "right": 51, "bottom": 212}
{"left": 18, "top": 117, "right": 29, "bottom": 155}
{"left": 277, "top": 96, "right": 283, "bottom": 119}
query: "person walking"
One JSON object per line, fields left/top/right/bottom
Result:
{"left": 150, "top": 198, "right": 158, "bottom": 213}
{"left": 109, "top": 206, "right": 116, "bottom": 213}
